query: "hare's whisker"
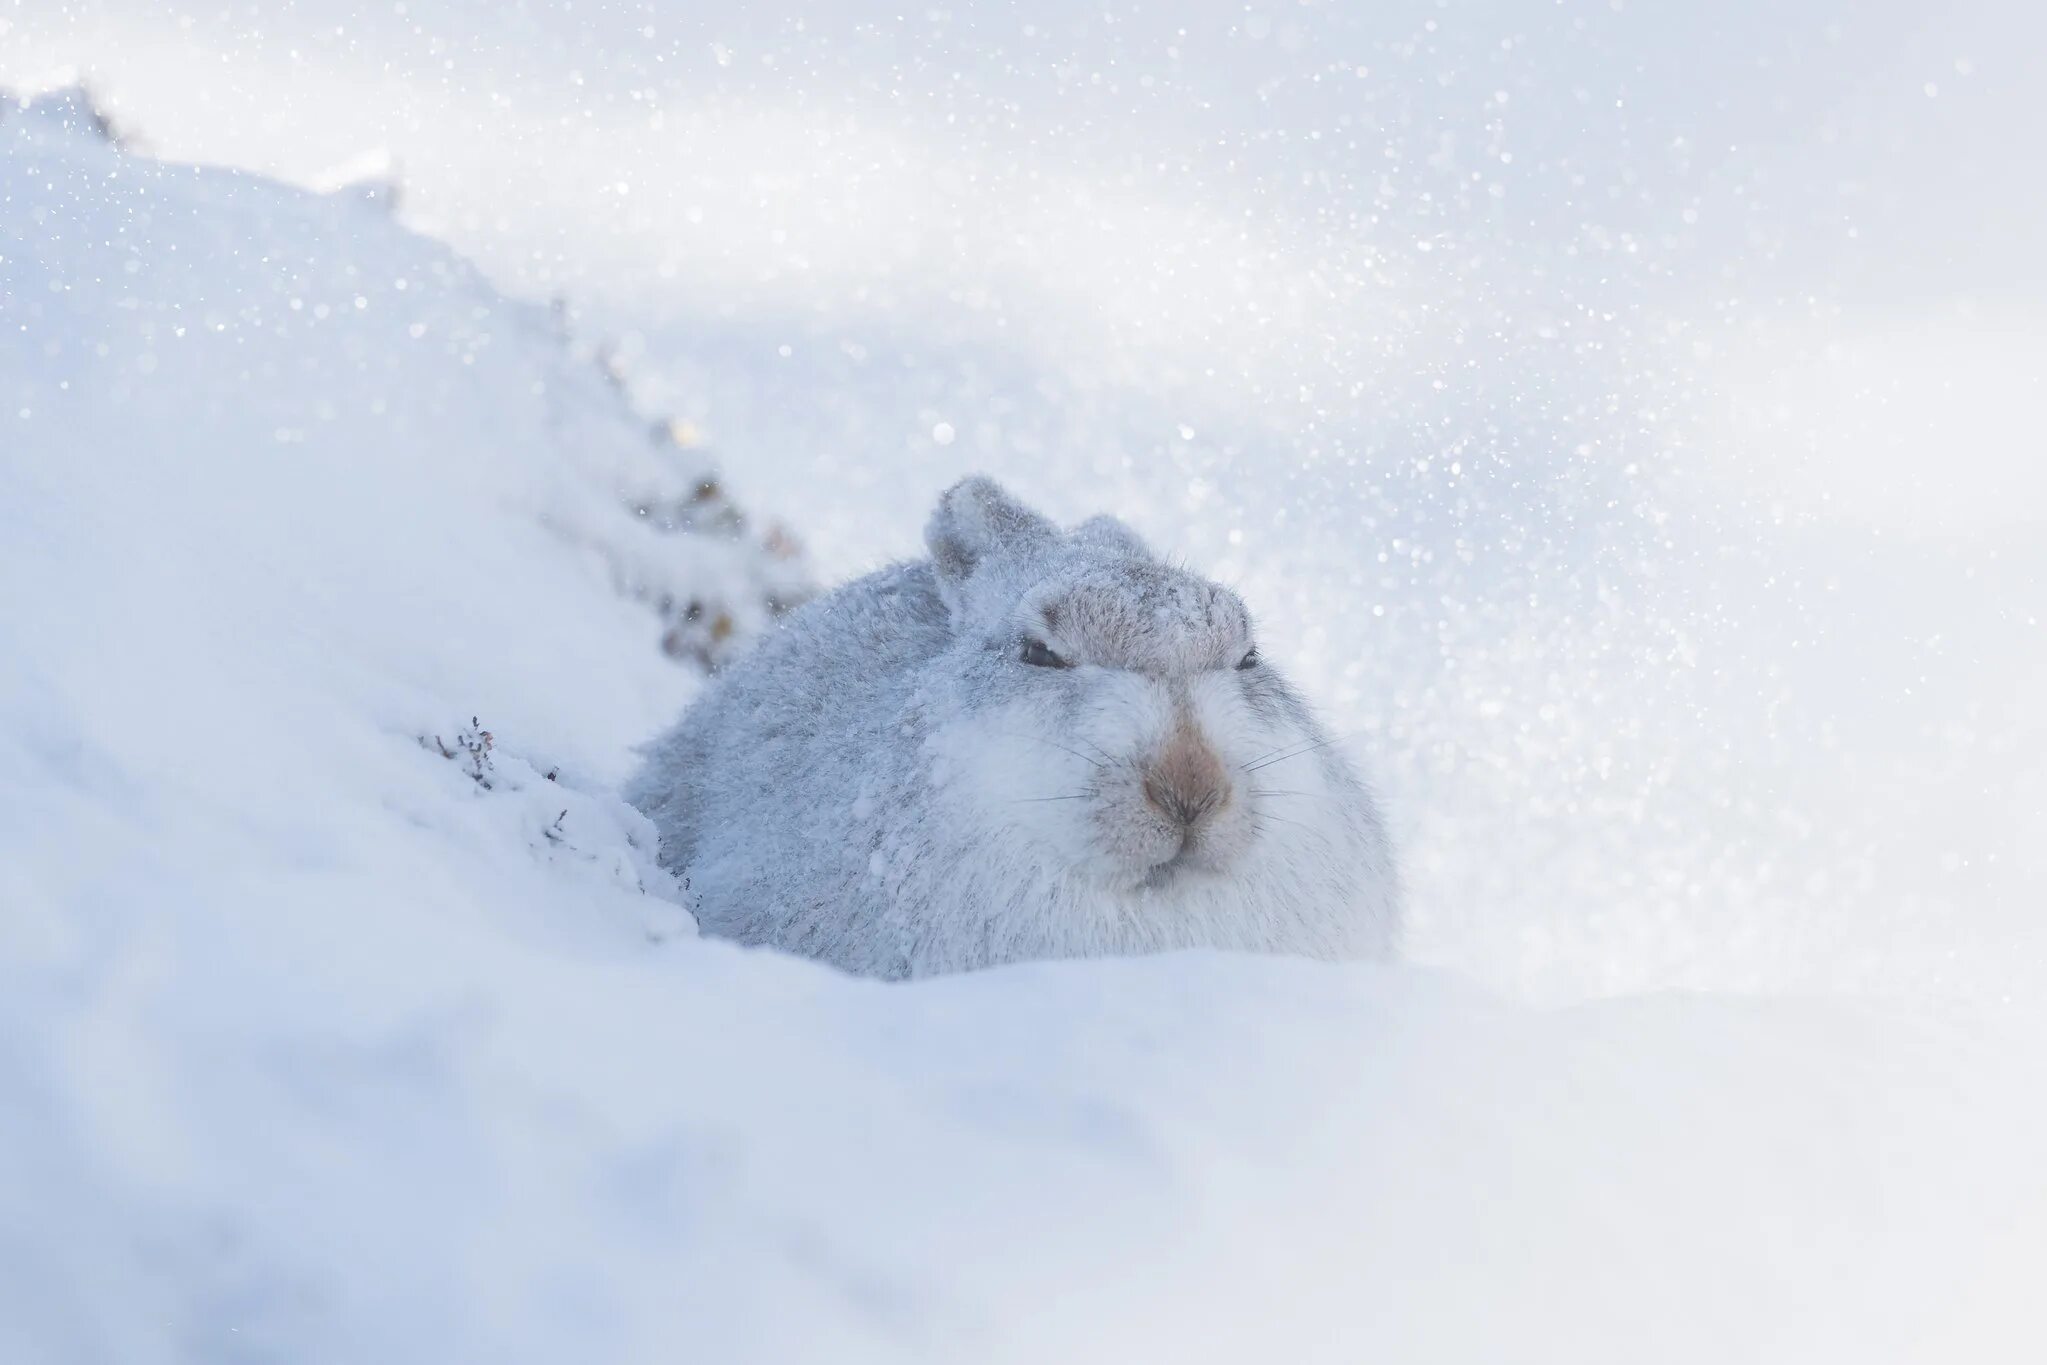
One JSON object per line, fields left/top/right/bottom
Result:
{"left": 1240, "top": 734, "right": 1334, "bottom": 771}
{"left": 1239, "top": 740, "right": 1297, "bottom": 768}
{"left": 1251, "top": 810, "right": 1317, "bottom": 832}
{"left": 1242, "top": 732, "right": 1351, "bottom": 774}
{"left": 998, "top": 730, "right": 1106, "bottom": 769}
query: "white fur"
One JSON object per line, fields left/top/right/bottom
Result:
{"left": 627, "top": 477, "right": 1399, "bottom": 978}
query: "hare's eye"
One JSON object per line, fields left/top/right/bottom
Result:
{"left": 1020, "top": 639, "right": 1071, "bottom": 669}
{"left": 1235, "top": 647, "right": 1261, "bottom": 671}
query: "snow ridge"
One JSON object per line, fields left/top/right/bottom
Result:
{"left": 3, "top": 83, "right": 2044, "bottom": 1365}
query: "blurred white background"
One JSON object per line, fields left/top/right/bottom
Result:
{"left": 11, "top": 3, "right": 2045, "bottom": 1005}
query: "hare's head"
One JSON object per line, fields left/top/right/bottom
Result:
{"left": 922, "top": 477, "right": 1357, "bottom": 895}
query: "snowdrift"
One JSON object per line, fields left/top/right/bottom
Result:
{"left": 3, "top": 86, "right": 2044, "bottom": 1364}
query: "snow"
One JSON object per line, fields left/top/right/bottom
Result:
{"left": 14, "top": 1, "right": 2039, "bottom": 1004}
{"left": 4, "top": 6, "right": 2047, "bottom": 1359}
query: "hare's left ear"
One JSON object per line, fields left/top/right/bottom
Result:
{"left": 925, "top": 477, "right": 1056, "bottom": 619}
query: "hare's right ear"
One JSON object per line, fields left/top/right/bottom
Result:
{"left": 1072, "top": 515, "right": 1149, "bottom": 560}
{"left": 925, "top": 476, "right": 1055, "bottom": 620}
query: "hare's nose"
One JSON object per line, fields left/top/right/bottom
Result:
{"left": 1143, "top": 727, "right": 1232, "bottom": 829}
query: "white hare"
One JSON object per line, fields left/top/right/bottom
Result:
{"left": 628, "top": 477, "right": 1398, "bottom": 978}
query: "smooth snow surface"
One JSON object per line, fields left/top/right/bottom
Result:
{"left": 5, "top": 5, "right": 2047, "bottom": 1361}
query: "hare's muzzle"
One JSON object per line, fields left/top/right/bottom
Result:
{"left": 1141, "top": 722, "right": 1232, "bottom": 832}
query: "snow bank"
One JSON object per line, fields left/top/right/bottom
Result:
{"left": 12, "top": 1, "right": 2045, "bottom": 1009}
{"left": 4, "top": 83, "right": 2045, "bottom": 1365}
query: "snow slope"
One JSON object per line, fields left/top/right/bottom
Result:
{"left": 14, "top": 1, "right": 2040, "bottom": 1006}
{"left": 5, "top": 87, "right": 2046, "bottom": 1363}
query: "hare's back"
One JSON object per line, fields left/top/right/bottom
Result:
{"left": 630, "top": 560, "right": 951, "bottom": 874}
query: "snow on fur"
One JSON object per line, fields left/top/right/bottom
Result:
{"left": 630, "top": 477, "right": 1397, "bottom": 977}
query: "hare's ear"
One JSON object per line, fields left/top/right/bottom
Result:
{"left": 925, "top": 477, "right": 1055, "bottom": 617}
{"left": 1072, "top": 514, "right": 1149, "bottom": 560}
